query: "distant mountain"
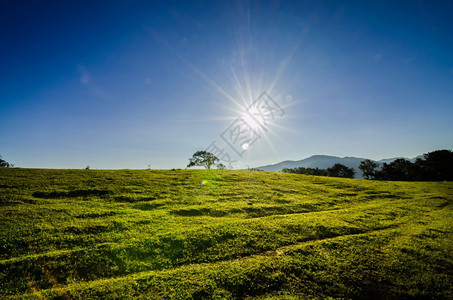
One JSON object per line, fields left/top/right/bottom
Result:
{"left": 254, "top": 155, "right": 418, "bottom": 178}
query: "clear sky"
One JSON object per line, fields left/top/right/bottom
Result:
{"left": 1, "top": 0, "right": 452, "bottom": 169}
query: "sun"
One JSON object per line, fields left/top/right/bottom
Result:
{"left": 241, "top": 106, "right": 264, "bottom": 131}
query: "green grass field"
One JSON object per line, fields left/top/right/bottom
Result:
{"left": 0, "top": 168, "right": 452, "bottom": 299}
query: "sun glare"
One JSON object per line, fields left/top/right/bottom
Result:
{"left": 241, "top": 107, "right": 263, "bottom": 131}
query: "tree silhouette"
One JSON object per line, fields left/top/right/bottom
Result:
{"left": 359, "top": 159, "right": 379, "bottom": 179}
{"left": 187, "top": 151, "right": 219, "bottom": 169}
{"left": 282, "top": 167, "right": 328, "bottom": 176}
{"left": 0, "top": 155, "right": 14, "bottom": 168}
{"left": 370, "top": 150, "right": 453, "bottom": 181}
{"left": 422, "top": 149, "right": 453, "bottom": 181}
{"left": 375, "top": 158, "right": 414, "bottom": 181}
{"left": 327, "top": 163, "right": 355, "bottom": 178}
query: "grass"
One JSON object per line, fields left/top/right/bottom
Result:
{"left": 0, "top": 168, "right": 452, "bottom": 299}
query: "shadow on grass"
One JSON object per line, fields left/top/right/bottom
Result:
{"left": 74, "top": 211, "right": 117, "bottom": 219}
{"left": 171, "top": 208, "right": 228, "bottom": 217}
{"left": 133, "top": 203, "right": 164, "bottom": 211}
{"left": 114, "top": 196, "right": 157, "bottom": 203}
{"left": 33, "top": 189, "right": 112, "bottom": 199}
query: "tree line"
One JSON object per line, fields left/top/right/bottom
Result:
{"left": 281, "top": 149, "right": 452, "bottom": 181}
{"left": 359, "top": 149, "right": 453, "bottom": 181}
{"left": 282, "top": 164, "right": 356, "bottom": 178}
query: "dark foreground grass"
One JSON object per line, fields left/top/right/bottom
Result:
{"left": 0, "top": 168, "right": 452, "bottom": 299}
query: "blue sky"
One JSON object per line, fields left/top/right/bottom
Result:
{"left": 1, "top": 0, "right": 452, "bottom": 169}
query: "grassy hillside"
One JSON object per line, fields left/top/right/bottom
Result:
{"left": 0, "top": 168, "right": 452, "bottom": 299}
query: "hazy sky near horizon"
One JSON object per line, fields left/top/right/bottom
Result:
{"left": 1, "top": 0, "right": 452, "bottom": 169}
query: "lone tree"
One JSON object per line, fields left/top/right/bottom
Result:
{"left": 187, "top": 151, "right": 219, "bottom": 169}
{"left": 0, "top": 155, "right": 14, "bottom": 168}
{"left": 359, "top": 159, "right": 379, "bottom": 179}
{"left": 327, "top": 163, "right": 355, "bottom": 178}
